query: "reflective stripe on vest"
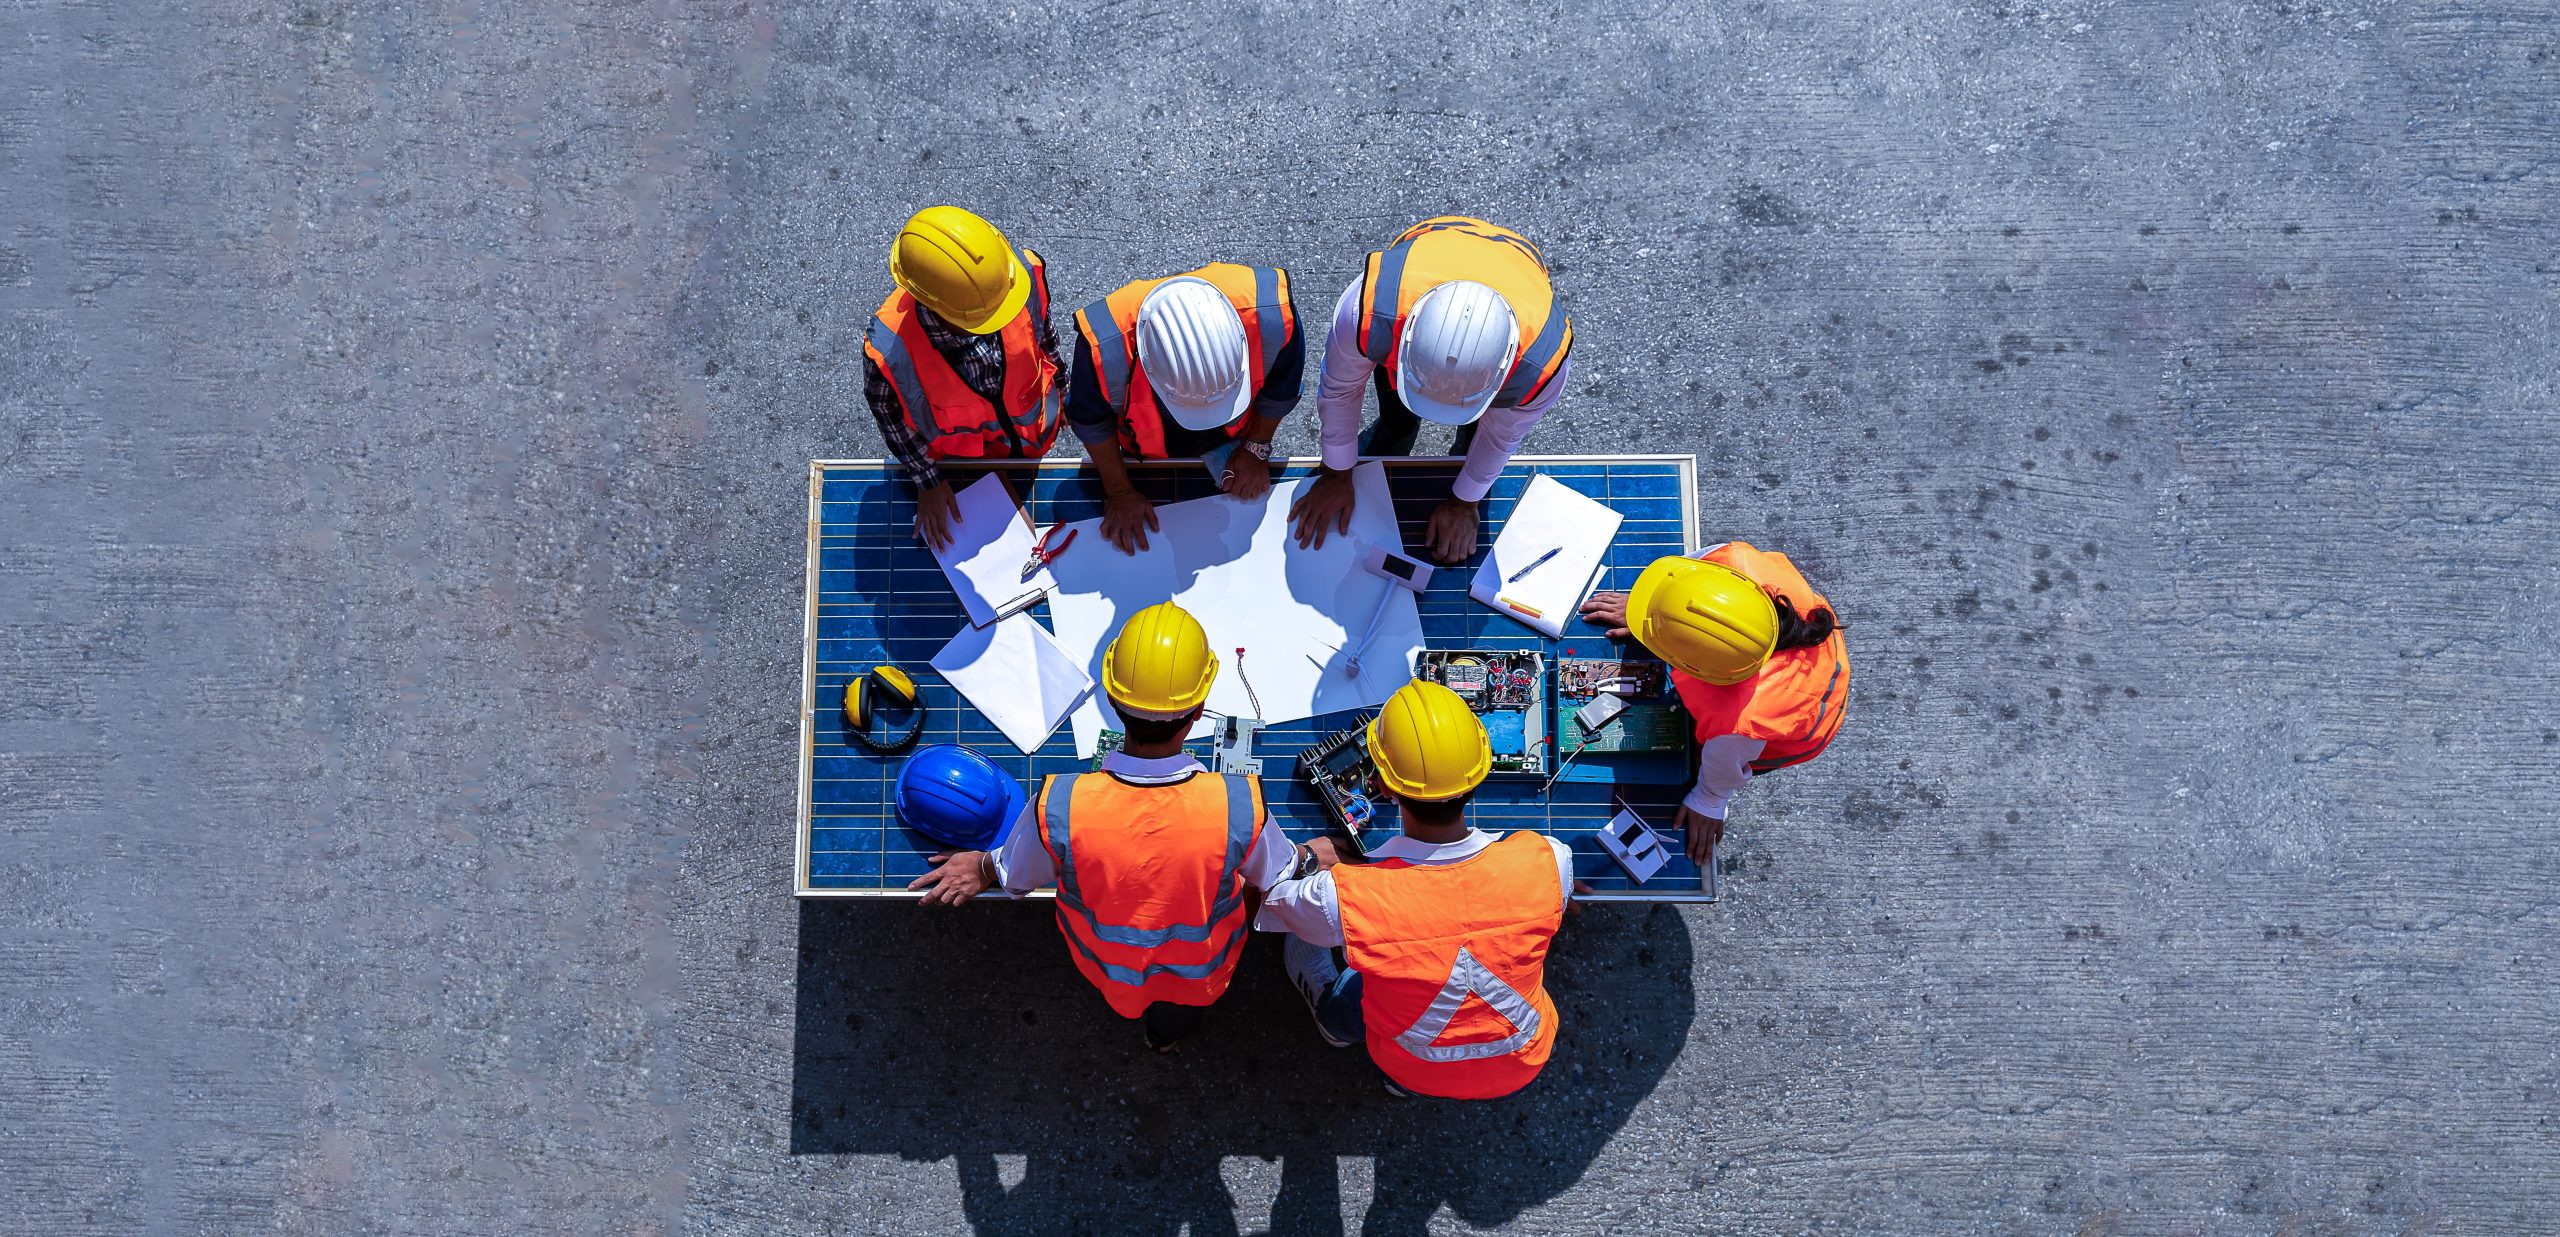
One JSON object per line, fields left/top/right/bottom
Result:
{"left": 1356, "top": 217, "right": 1571, "bottom": 410}
{"left": 1033, "top": 771, "right": 1264, "bottom": 1005}
{"left": 865, "top": 247, "right": 1063, "bottom": 459}
{"left": 1334, "top": 830, "right": 1562, "bottom": 1099}
{"left": 1394, "top": 945, "right": 1543, "bottom": 1063}
{"left": 1044, "top": 771, "right": 1258, "bottom": 950}
{"left": 1076, "top": 263, "right": 1292, "bottom": 460}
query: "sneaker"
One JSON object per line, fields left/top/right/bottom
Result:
{"left": 1282, "top": 935, "right": 1354, "bottom": 1048}
{"left": 1141, "top": 1002, "right": 1202, "bottom": 1053}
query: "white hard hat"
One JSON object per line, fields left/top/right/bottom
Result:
{"left": 1135, "top": 277, "right": 1251, "bottom": 431}
{"left": 1394, "top": 280, "right": 1520, "bottom": 426}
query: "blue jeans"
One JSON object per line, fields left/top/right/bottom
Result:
{"left": 1313, "top": 961, "right": 1366, "bottom": 1047}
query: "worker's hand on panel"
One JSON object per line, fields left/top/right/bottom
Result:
{"left": 1565, "top": 879, "right": 1595, "bottom": 916}
{"left": 1304, "top": 835, "right": 1346, "bottom": 870}
{"left": 1288, "top": 467, "right": 1358, "bottom": 548}
{"left": 1578, "top": 590, "right": 1633, "bottom": 640}
{"left": 1221, "top": 448, "right": 1272, "bottom": 502}
{"left": 1102, "top": 488, "right": 1160, "bottom": 553}
{"left": 909, "top": 849, "right": 991, "bottom": 905}
{"left": 916, "top": 481, "right": 961, "bottom": 553}
{"left": 1423, "top": 497, "right": 1480, "bottom": 565}
{"left": 1674, "top": 806, "right": 1722, "bottom": 866}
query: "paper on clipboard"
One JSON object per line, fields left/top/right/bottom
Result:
{"left": 931, "top": 473, "right": 1055, "bottom": 627}
{"left": 1470, "top": 475, "right": 1621, "bottom": 637}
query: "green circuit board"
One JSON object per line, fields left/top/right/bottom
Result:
{"left": 1557, "top": 658, "right": 1691, "bottom": 754}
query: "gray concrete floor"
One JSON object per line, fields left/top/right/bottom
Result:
{"left": 4, "top": 1, "right": 2556, "bottom": 1233}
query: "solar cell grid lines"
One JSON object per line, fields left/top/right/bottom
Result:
{"left": 799, "top": 455, "right": 1713, "bottom": 900}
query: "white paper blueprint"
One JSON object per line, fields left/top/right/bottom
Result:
{"left": 1047, "top": 462, "right": 1424, "bottom": 755}
{"left": 931, "top": 473, "right": 1053, "bottom": 628}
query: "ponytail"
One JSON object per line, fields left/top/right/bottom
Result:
{"left": 1770, "top": 595, "right": 1840, "bottom": 652}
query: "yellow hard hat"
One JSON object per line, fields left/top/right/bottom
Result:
{"left": 1367, "top": 681, "right": 1491, "bottom": 802}
{"left": 890, "top": 206, "right": 1030, "bottom": 334}
{"left": 1101, "top": 602, "right": 1218, "bottom": 720}
{"left": 1627, "top": 556, "right": 1779, "bottom": 684}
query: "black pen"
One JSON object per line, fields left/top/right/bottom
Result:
{"left": 1506, "top": 546, "right": 1561, "bottom": 583}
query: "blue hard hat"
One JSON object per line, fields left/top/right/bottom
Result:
{"left": 894, "top": 744, "right": 1026, "bottom": 851}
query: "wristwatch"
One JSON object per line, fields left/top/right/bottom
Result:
{"left": 1239, "top": 440, "right": 1272, "bottom": 462}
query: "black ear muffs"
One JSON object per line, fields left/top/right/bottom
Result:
{"left": 844, "top": 665, "right": 926, "bottom": 753}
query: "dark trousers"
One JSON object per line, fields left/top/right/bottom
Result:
{"left": 1357, "top": 370, "right": 1479, "bottom": 459}
{"left": 1141, "top": 1001, "right": 1205, "bottom": 1044}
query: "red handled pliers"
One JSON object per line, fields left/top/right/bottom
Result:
{"left": 1020, "top": 524, "right": 1077, "bottom": 580}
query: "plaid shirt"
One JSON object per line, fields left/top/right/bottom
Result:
{"left": 863, "top": 300, "right": 1062, "bottom": 491}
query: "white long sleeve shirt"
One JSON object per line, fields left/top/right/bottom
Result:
{"left": 1687, "top": 735, "right": 1766, "bottom": 819}
{"left": 986, "top": 751, "right": 1295, "bottom": 894}
{"left": 1253, "top": 827, "right": 1577, "bottom": 948}
{"left": 1315, "top": 280, "right": 1573, "bottom": 504}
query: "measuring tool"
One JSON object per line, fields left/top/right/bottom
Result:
{"left": 1343, "top": 543, "right": 1433, "bottom": 679}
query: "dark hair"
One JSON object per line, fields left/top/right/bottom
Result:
{"left": 1396, "top": 791, "right": 1474, "bottom": 830}
{"left": 1118, "top": 709, "right": 1201, "bottom": 748}
{"left": 1771, "top": 595, "right": 1841, "bottom": 652}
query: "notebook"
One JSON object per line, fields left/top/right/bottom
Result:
{"left": 1469, "top": 474, "right": 1621, "bottom": 638}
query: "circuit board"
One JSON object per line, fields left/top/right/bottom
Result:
{"left": 1416, "top": 650, "right": 1547, "bottom": 775}
{"left": 1556, "top": 656, "right": 1692, "bottom": 754}
{"left": 1297, "top": 719, "right": 1388, "bottom": 854}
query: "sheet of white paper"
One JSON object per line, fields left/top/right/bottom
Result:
{"left": 1470, "top": 474, "right": 1622, "bottom": 638}
{"left": 1047, "top": 523, "right": 1179, "bottom": 757}
{"left": 1045, "top": 462, "right": 1423, "bottom": 750}
{"left": 932, "top": 473, "right": 1053, "bottom": 628}
{"left": 930, "top": 611, "right": 1095, "bottom": 754}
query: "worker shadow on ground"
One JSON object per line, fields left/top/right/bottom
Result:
{"left": 791, "top": 898, "right": 1694, "bottom": 1236}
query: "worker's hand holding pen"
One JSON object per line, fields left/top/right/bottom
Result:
{"left": 909, "top": 850, "right": 993, "bottom": 905}
{"left": 1674, "top": 806, "right": 1722, "bottom": 866}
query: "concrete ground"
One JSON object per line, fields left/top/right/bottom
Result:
{"left": 4, "top": 1, "right": 2556, "bottom": 1233}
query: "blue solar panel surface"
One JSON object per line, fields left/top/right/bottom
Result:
{"left": 799, "top": 456, "right": 1714, "bottom": 901}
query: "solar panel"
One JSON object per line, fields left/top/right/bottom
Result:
{"left": 797, "top": 456, "right": 1716, "bottom": 902}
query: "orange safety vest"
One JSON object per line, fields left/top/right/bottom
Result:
{"left": 1072, "top": 263, "right": 1294, "bottom": 460}
{"left": 1355, "top": 216, "right": 1573, "bottom": 409}
{"left": 864, "top": 248, "right": 1063, "bottom": 461}
{"left": 1033, "top": 770, "right": 1267, "bottom": 1019}
{"left": 1671, "top": 542, "right": 1851, "bottom": 774}
{"left": 1334, "top": 831, "right": 1563, "bottom": 1100}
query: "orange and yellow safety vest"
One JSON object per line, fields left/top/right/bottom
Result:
{"left": 1355, "top": 217, "right": 1572, "bottom": 409}
{"left": 1073, "top": 262, "right": 1294, "bottom": 459}
{"left": 1671, "top": 542, "right": 1850, "bottom": 773}
{"left": 864, "top": 248, "right": 1063, "bottom": 461}
{"left": 1033, "top": 770, "right": 1266, "bottom": 1018}
{"left": 1334, "top": 831, "right": 1563, "bottom": 1100}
